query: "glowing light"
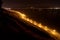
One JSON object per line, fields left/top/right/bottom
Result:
{"left": 53, "top": 30, "right": 56, "bottom": 32}
{"left": 33, "top": 21, "right": 38, "bottom": 25}
{"left": 54, "top": 8, "right": 59, "bottom": 9}
{"left": 10, "top": 10, "right": 26, "bottom": 19}
{"left": 51, "top": 29, "right": 56, "bottom": 35}
{"left": 16, "top": 11, "right": 21, "bottom": 14}
{"left": 29, "top": 19, "right": 33, "bottom": 23}
{"left": 4, "top": 8, "right": 11, "bottom": 10}
{"left": 20, "top": 13, "right": 26, "bottom": 19}
{"left": 21, "top": 14, "right": 26, "bottom": 17}
{"left": 44, "top": 26, "right": 49, "bottom": 31}
{"left": 37, "top": 23, "right": 43, "bottom": 28}
{"left": 26, "top": 18, "right": 30, "bottom": 21}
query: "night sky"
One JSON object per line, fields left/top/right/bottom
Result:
{"left": 2, "top": 0, "right": 60, "bottom": 8}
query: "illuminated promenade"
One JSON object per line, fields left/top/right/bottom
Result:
{"left": 5, "top": 8, "right": 60, "bottom": 40}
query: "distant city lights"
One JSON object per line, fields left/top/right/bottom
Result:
{"left": 4, "top": 7, "right": 11, "bottom": 10}
{"left": 48, "top": 7, "right": 60, "bottom": 9}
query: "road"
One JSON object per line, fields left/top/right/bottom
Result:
{"left": 4, "top": 8, "right": 60, "bottom": 40}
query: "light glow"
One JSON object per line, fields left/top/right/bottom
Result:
{"left": 37, "top": 23, "right": 43, "bottom": 28}
{"left": 44, "top": 26, "right": 49, "bottom": 31}
{"left": 33, "top": 21, "right": 38, "bottom": 25}
{"left": 51, "top": 30, "right": 56, "bottom": 35}
{"left": 29, "top": 19, "right": 33, "bottom": 23}
{"left": 7, "top": 9, "right": 60, "bottom": 40}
